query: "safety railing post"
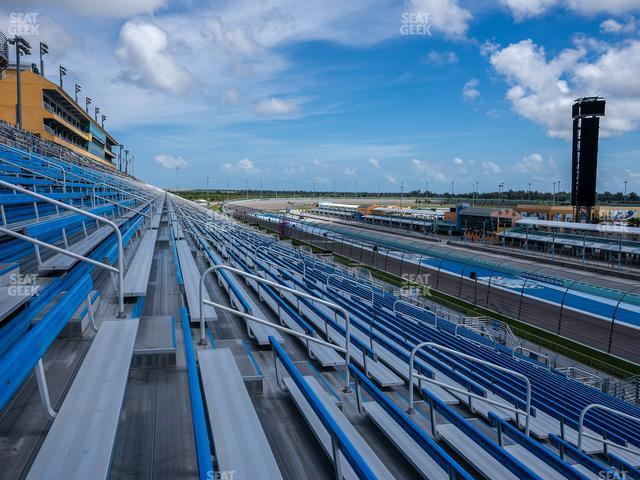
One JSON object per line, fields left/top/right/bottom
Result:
{"left": 0, "top": 178, "right": 126, "bottom": 317}
{"left": 199, "top": 264, "right": 353, "bottom": 392}
{"left": 408, "top": 341, "right": 532, "bottom": 436}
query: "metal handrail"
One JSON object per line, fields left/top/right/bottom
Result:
{"left": 93, "top": 194, "right": 152, "bottom": 221}
{"left": 0, "top": 157, "right": 65, "bottom": 191}
{"left": 512, "top": 345, "right": 551, "bottom": 370}
{"left": 257, "top": 245, "right": 307, "bottom": 278}
{"left": 93, "top": 181, "right": 156, "bottom": 219}
{"left": 577, "top": 404, "right": 640, "bottom": 454}
{"left": 408, "top": 341, "right": 532, "bottom": 436}
{"left": 327, "top": 273, "right": 374, "bottom": 306}
{"left": 199, "top": 264, "right": 354, "bottom": 392}
{"left": 454, "top": 323, "right": 497, "bottom": 346}
{"left": 0, "top": 178, "right": 126, "bottom": 317}
{"left": 393, "top": 298, "right": 437, "bottom": 329}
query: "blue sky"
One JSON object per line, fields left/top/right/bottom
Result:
{"left": 2, "top": 0, "right": 640, "bottom": 193}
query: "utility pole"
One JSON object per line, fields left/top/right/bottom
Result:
{"left": 400, "top": 181, "right": 404, "bottom": 208}
{"left": 206, "top": 175, "right": 210, "bottom": 205}
{"left": 528, "top": 182, "right": 531, "bottom": 201}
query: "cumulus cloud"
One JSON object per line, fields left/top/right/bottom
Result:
{"left": 411, "top": 159, "right": 448, "bottom": 182}
{"left": 116, "top": 20, "right": 191, "bottom": 94}
{"left": 462, "top": 78, "right": 480, "bottom": 100}
{"left": 482, "top": 160, "right": 501, "bottom": 175}
{"left": 154, "top": 154, "right": 188, "bottom": 169}
{"left": 254, "top": 97, "right": 301, "bottom": 116}
{"left": 424, "top": 50, "right": 459, "bottom": 65}
{"left": 490, "top": 39, "right": 640, "bottom": 138}
{"left": 223, "top": 158, "right": 259, "bottom": 174}
{"left": 500, "top": 0, "right": 558, "bottom": 20}
{"left": 514, "top": 153, "right": 545, "bottom": 172}
{"left": 600, "top": 17, "right": 638, "bottom": 34}
{"left": 368, "top": 158, "right": 381, "bottom": 168}
{"left": 407, "top": 0, "right": 472, "bottom": 38}
{"left": 386, "top": 174, "right": 398, "bottom": 184}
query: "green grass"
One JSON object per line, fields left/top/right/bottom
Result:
{"left": 363, "top": 266, "right": 640, "bottom": 377}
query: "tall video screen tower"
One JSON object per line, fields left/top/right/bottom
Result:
{"left": 571, "top": 97, "right": 605, "bottom": 222}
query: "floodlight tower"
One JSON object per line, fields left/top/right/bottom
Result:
{"left": 571, "top": 97, "right": 605, "bottom": 222}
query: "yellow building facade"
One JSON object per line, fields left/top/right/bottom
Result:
{"left": 0, "top": 66, "right": 117, "bottom": 167}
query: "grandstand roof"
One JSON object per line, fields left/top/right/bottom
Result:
{"left": 517, "top": 218, "right": 640, "bottom": 235}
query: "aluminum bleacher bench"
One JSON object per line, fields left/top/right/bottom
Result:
{"left": 123, "top": 228, "right": 159, "bottom": 297}
{"left": 37, "top": 220, "right": 126, "bottom": 272}
{"left": 150, "top": 213, "right": 161, "bottom": 229}
{"left": 283, "top": 375, "right": 394, "bottom": 479}
{"left": 362, "top": 402, "right": 450, "bottom": 479}
{"left": 198, "top": 348, "right": 283, "bottom": 480}
{"left": 175, "top": 239, "right": 217, "bottom": 322}
{"left": 26, "top": 318, "right": 139, "bottom": 480}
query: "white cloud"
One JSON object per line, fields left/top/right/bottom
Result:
{"left": 424, "top": 50, "right": 459, "bottom": 65}
{"left": 368, "top": 158, "right": 381, "bottom": 168}
{"left": 600, "top": 18, "right": 638, "bottom": 34}
{"left": 116, "top": 20, "right": 191, "bottom": 94}
{"left": 514, "top": 153, "right": 545, "bottom": 172}
{"left": 411, "top": 159, "right": 448, "bottom": 182}
{"left": 407, "top": 0, "right": 473, "bottom": 38}
{"left": 154, "top": 154, "right": 188, "bottom": 169}
{"left": 490, "top": 39, "right": 640, "bottom": 138}
{"left": 386, "top": 175, "right": 398, "bottom": 184}
{"left": 254, "top": 97, "right": 301, "bottom": 116}
{"left": 500, "top": 0, "right": 558, "bottom": 20}
{"left": 223, "top": 158, "right": 259, "bottom": 174}
{"left": 345, "top": 167, "right": 357, "bottom": 176}
{"left": 482, "top": 160, "right": 501, "bottom": 175}
{"left": 462, "top": 78, "right": 480, "bottom": 100}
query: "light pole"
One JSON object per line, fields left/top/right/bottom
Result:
{"left": 557, "top": 180, "right": 561, "bottom": 203}
{"left": 528, "top": 182, "right": 531, "bottom": 201}
{"left": 39, "top": 42, "right": 48, "bottom": 77}
{"left": 101, "top": 114, "right": 106, "bottom": 128}
{"left": 400, "top": 181, "right": 404, "bottom": 208}
{"left": 85, "top": 96, "right": 92, "bottom": 113}
{"left": 94, "top": 106, "right": 100, "bottom": 121}
{"left": 552, "top": 181, "right": 556, "bottom": 204}
{"left": 118, "top": 144, "right": 123, "bottom": 172}
{"left": 206, "top": 176, "right": 210, "bottom": 204}
{"left": 59, "top": 65, "right": 67, "bottom": 89}
{"left": 8, "top": 36, "right": 31, "bottom": 130}
{"left": 124, "top": 149, "right": 129, "bottom": 175}
{"left": 451, "top": 180, "right": 454, "bottom": 197}
{"left": 624, "top": 181, "right": 628, "bottom": 202}
{"left": 74, "top": 83, "right": 82, "bottom": 103}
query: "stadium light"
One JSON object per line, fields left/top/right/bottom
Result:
{"left": 101, "top": 114, "right": 106, "bottom": 128}
{"left": 118, "top": 144, "right": 123, "bottom": 171}
{"left": 39, "top": 42, "right": 48, "bottom": 77}
{"left": 59, "top": 65, "right": 67, "bottom": 89}
{"left": 85, "top": 96, "right": 92, "bottom": 113}
{"left": 74, "top": 83, "right": 82, "bottom": 102}
{"left": 8, "top": 36, "right": 31, "bottom": 130}
{"left": 94, "top": 106, "right": 100, "bottom": 121}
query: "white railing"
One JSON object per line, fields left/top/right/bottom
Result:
{"left": 408, "top": 341, "right": 532, "bottom": 436}
{"left": 198, "top": 265, "right": 355, "bottom": 392}
{"left": 578, "top": 404, "right": 640, "bottom": 455}
{"left": 0, "top": 178, "right": 126, "bottom": 316}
